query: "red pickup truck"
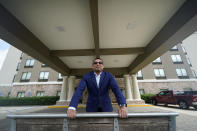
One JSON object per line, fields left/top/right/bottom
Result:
{"left": 152, "top": 90, "right": 197, "bottom": 109}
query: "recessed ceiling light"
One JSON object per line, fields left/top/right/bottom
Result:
{"left": 126, "top": 22, "right": 136, "bottom": 30}
{"left": 56, "top": 26, "right": 66, "bottom": 32}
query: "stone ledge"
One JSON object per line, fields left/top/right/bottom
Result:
{"left": 11, "top": 113, "right": 174, "bottom": 131}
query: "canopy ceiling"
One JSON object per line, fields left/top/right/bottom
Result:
{"left": 0, "top": 0, "right": 197, "bottom": 76}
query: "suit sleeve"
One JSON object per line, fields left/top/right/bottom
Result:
{"left": 109, "top": 73, "right": 126, "bottom": 105}
{"left": 69, "top": 76, "right": 87, "bottom": 108}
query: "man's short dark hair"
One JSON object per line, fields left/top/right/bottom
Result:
{"left": 92, "top": 58, "right": 103, "bottom": 64}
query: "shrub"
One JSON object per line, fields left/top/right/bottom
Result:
{"left": 0, "top": 96, "right": 59, "bottom": 106}
{"left": 141, "top": 94, "right": 156, "bottom": 103}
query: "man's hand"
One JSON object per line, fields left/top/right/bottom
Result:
{"left": 67, "top": 109, "right": 77, "bottom": 119}
{"left": 118, "top": 106, "right": 128, "bottom": 118}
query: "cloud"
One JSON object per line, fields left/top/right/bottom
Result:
{"left": 0, "top": 49, "right": 8, "bottom": 70}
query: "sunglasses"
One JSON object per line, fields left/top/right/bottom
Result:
{"left": 93, "top": 62, "right": 103, "bottom": 65}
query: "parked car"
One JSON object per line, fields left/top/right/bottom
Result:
{"left": 152, "top": 90, "right": 197, "bottom": 109}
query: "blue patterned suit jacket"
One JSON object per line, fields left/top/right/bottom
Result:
{"left": 69, "top": 71, "right": 126, "bottom": 112}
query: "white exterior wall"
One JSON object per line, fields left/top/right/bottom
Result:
{"left": 0, "top": 46, "right": 21, "bottom": 85}
{"left": 183, "top": 32, "right": 197, "bottom": 74}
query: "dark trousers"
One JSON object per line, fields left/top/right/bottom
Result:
{"left": 97, "top": 107, "right": 102, "bottom": 112}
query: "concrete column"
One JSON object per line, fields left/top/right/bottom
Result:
{"left": 131, "top": 74, "right": 141, "bottom": 100}
{"left": 59, "top": 76, "right": 68, "bottom": 102}
{"left": 67, "top": 76, "right": 76, "bottom": 101}
{"left": 123, "top": 75, "right": 133, "bottom": 101}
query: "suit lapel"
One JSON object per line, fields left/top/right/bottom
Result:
{"left": 99, "top": 72, "right": 105, "bottom": 88}
{"left": 90, "top": 72, "right": 99, "bottom": 90}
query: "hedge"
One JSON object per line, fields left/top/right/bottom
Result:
{"left": 141, "top": 94, "right": 156, "bottom": 103}
{"left": 0, "top": 94, "right": 155, "bottom": 106}
{"left": 0, "top": 96, "right": 59, "bottom": 106}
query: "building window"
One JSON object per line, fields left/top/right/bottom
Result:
{"left": 170, "top": 45, "right": 178, "bottom": 51}
{"left": 171, "top": 55, "right": 183, "bottom": 64}
{"left": 36, "top": 91, "right": 44, "bottom": 97}
{"left": 8, "top": 92, "right": 11, "bottom": 97}
{"left": 57, "top": 91, "right": 61, "bottom": 96}
{"left": 139, "top": 89, "right": 145, "bottom": 95}
{"left": 20, "top": 52, "right": 24, "bottom": 59}
{"left": 152, "top": 57, "right": 162, "bottom": 64}
{"left": 176, "top": 68, "right": 189, "bottom": 79}
{"left": 192, "top": 70, "right": 197, "bottom": 78}
{"left": 41, "top": 63, "right": 47, "bottom": 67}
{"left": 20, "top": 72, "right": 31, "bottom": 82}
{"left": 16, "top": 62, "right": 21, "bottom": 71}
{"left": 58, "top": 73, "right": 63, "bottom": 81}
{"left": 12, "top": 74, "right": 16, "bottom": 83}
{"left": 24, "top": 59, "right": 35, "bottom": 68}
{"left": 27, "top": 92, "right": 31, "bottom": 97}
{"left": 17, "top": 92, "right": 25, "bottom": 98}
{"left": 186, "top": 56, "right": 192, "bottom": 66}
{"left": 137, "top": 70, "right": 143, "bottom": 80}
{"left": 39, "top": 72, "right": 49, "bottom": 81}
{"left": 154, "top": 69, "right": 166, "bottom": 79}
{"left": 181, "top": 45, "right": 187, "bottom": 54}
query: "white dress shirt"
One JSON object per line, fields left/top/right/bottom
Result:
{"left": 94, "top": 72, "right": 102, "bottom": 88}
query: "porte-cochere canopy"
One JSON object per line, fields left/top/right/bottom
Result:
{"left": 0, "top": 0, "right": 197, "bottom": 76}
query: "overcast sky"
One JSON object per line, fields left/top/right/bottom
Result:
{"left": 0, "top": 39, "right": 10, "bottom": 70}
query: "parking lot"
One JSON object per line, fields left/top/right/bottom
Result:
{"left": 0, "top": 105, "right": 197, "bottom": 131}
{"left": 153, "top": 104, "right": 197, "bottom": 131}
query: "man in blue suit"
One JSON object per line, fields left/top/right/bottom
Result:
{"left": 67, "top": 58, "right": 128, "bottom": 119}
